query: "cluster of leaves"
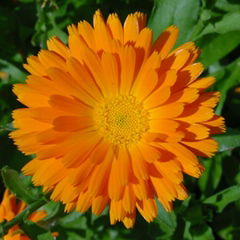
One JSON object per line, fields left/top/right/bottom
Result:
{"left": 0, "top": 0, "right": 240, "bottom": 239}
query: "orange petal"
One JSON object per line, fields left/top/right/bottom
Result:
{"left": 136, "top": 198, "right": 157, "bottom": 222}
{"left": 88, "top": 148, "right": 112, "bottom": 197}
{"left": 107, "top": 13, "right": 123, "bottom": 43}
{"left": 135, "top": 28, "right": 153, "bottom": 58}
{"left": 46, "top": 67, "right": 96, "bottom": 106}
{"left": 108, "top": 158, "right": 125, "bottom": 200}
{"left": 67, "top": 57, "right": 103, "bottom": 102}
{"left": 47, "top": 37, "right": 69, "bottom": 58}
{"left": 122, "top": 185, "right": 136, "bottom": 213}
{"left": 149, "top": 119, "right": 179, "bottom": 134}
{"left": 76, "top": 191, "right": 92, "bottom": 213}
{"left": 49, "top": 94, "right": 91, "bottom": 115}
{"left": 119, "top": 45, "right": 137, "bottom": 94}
{"left": 13, "top": 84, "right": 49, "bottom": 107}
{"left": 188, "top": 76, "right": 215, "bottom": 90}
{"left": 92, "top": 196, "right": 109, "bottom": 215}
{"left": 154, "top": 160, "right": 183, "bottom": 184}
{"left": 194, "top": 92, "right": 220, "bottom": 108}
{"left": 93, "top": 10, "right": 113, "bottom": 52}
{"left": 150, "top": 102, "right": 184, "bottom": 119}
{"left": 53, "top": 115, "right": 94, "bottom": 132}
{"left": 177, "top": 106, "right": 214, "bottom": 123}
{"left": 181, "top": 138, "right": 218, "bottom": 157}
{"left": 132, "top": 179, "right": 154, "bottom": 200}
{"left": 110, "top": 200, "right": 125, "bottom": 224}
{"left": 129, "top": 145, "right": 149, "bottom": 180}
{"left": 168, "top": 88, "right": 199, "bottom": 104}
{"left": 124, "top": 13, "right": 145, "bottom": 43}
{"left": 137, "top": 142, "right": 161, "bottom": 163}
{"left": 160, "top": 142, "right": 203, "bottom": 178}
{"left": 153, "top": 25, "right": 179, "bottom": 58}
{"left": 24, "top": 56, "right": 45, "bottom": 76}
{"left": 144, "top": 86, "right": 171, "bottom": 109}
{"left": 132, "top": 69, "right": 158, "bottom": 100}
{"left": 38, "top": 50, "right": 65, "bottom": 70}
{"left": 77, "top": 20, "right": 96, "bottom": 50}
{"left": 116, "top": 146, "right": 131, "bottom": 186}
{"left": 101, "top": 52, "right": 120, "bottom": 96}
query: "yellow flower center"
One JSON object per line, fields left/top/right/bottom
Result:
{"left": 95, "top": 95, "right": 149, "bottom": 145}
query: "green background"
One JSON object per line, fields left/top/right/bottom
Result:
{"left": 0, "top": 0, "right": 240, "bottom": 239}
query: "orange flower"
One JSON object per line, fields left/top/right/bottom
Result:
{"left": 10, "top": 10, "right": 225, "bottom": 228}
{"left": 234, "top": 87, "right": 240, "bottom": 93}
{"left": 0, "top": 189, "right": 46, "bottom": 240}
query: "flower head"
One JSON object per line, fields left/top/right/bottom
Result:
{"left": 10, "top": 10, "right": 225, "bottom": 228}
{"left": 0, "top": 189, "right": 46, "bottom": 239}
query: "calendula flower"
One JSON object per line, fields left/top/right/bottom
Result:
{"left": 234, "top": 87, "right": 240, "bottom": 93}
{"left": 0, "top": 189, "right": 46, "bottom": 240}
{"left": 10, "top": 10, "right": 225, "bottom": 228}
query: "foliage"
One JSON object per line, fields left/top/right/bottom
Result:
{"left": 0, "top": 0, "right": 240, "bottom": 239}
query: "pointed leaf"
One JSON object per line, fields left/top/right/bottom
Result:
{"left": 1, "top": 166, "right": 40, "bottom": 204}
{"left": 156, "top": 201, "right": 176, "bottom": 228}
{"left": 198, "top": 153, "right": 224, "bottom": 197}
{"left": 148, "top": 0, "right": 200, "bottom": 45}
{"left": 203, "top": 185, "right": 240, "bottom": 212}
{"left": 213, "top": 128, "right": 240, "bottom": 152}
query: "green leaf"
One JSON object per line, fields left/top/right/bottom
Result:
{"left": 213, "top": 12, "right": 240, "bottom": 34}
{"left": 20, "top": 220, "right": 54, "bottom": 240}
{"left": 214, "top": 58, "right": 240, "bottom": 114}
{"left": 197, "top": 12, "right": 240, "bottom": 37}
{"left": 190, "top": 224, "right": 214, "bottom": 240}
{"left": 203, "top": 185, "right": 240, "bottom": 212}
{"left": 148, "top": 0, "right": 200, "bottom": 45}
{"left": 183, "top": 221, "right": 192, "bottom": 240}
{"left": 42, "top": 201, "right": 65, "bottom": 222}
{"left": 213, "top": 204, "right": 240, "bottom": 240}
{"left": 184, "top": 202, "right": 204, "bottom": 225}
{"left": 213, "top": 128, "right": 240, "bottom": 152}
{"left": 156, "top": 201, "right": 176, "bottom": 228}
{"left": 59, "top": 212, "right": 85, "bottom": 229}
{"left": 198, "top": 153, "right": 224, "bottom": 197}
{"left": 197, "top": 31, "right": 240, "bottom": 67}
{"left": 215, "top": 0, "right": 240, "bottom": 12}
{"left": 1, "top": 166, "right": 40, "bottom": 204}
{"left": 223, "top": 155, "right": 240, "bottom": 186}
{"left": 0, "top": 59, "right": 26, "bottom": 83}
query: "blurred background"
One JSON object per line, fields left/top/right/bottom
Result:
{"left": 0, "top": 0, "right": 240, "bottom": 239}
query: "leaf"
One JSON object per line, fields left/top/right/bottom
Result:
{"left": 197, "top": 31, "right": 240, "bottom": 67}
{"left": 203, "top": 185, "right": 240, "bottom": 212}
{"left": 198, "top": 12, "right": 240, "bottom": 37}
{"left": 198, "top": 153, "right": 223, "bottom": 197}
{"left": 156, "top": 201, "right": 176, "bottom": 228}
{"left": 42, "top": 201, "right": 65, "bottom": 222}
{"left": 148, "top": 0, "right": 200, "bottom": 45}
{"left": 0, "top": 59, "right": 26, "bottom": 83}
{"left": 190, "top": 224, "right": 215, "bottom": 240}
{"left": 20, "top": 220, "right": 54, "bottom": 240}
{"left": 214, "top": 58, "right": 240, "bottom": 114}
{"left": 0, "top": 122, "right": 14, "bottom": 134}
{"left": 222, "top": 155, "right": 240, "bottom": 186}
{"left": 213, "top": 204, "right": 240, "bottom": 240}
{"left": 213, "top": 128, "right": 240, "bottom": 152}
{"left": 1, "top": 166, "right": 40, "bottom": 204}
{"left": 59, "top": 212, "right": 85, "bottom": 229}
{"left": 184, "top": 202, "right": 204, "bottom": 225}
{"left": 215, "top": 0, "right": 240, "bottom": 12}
{"left": 183, "top": 221, "right": 192, "bottom": 240}
{"left": 213, "top": 12, "right": 240, "bottom": 34}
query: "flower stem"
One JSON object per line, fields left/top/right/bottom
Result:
{"left": 0, "top": 198, "right": 46, "bottom": 237}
